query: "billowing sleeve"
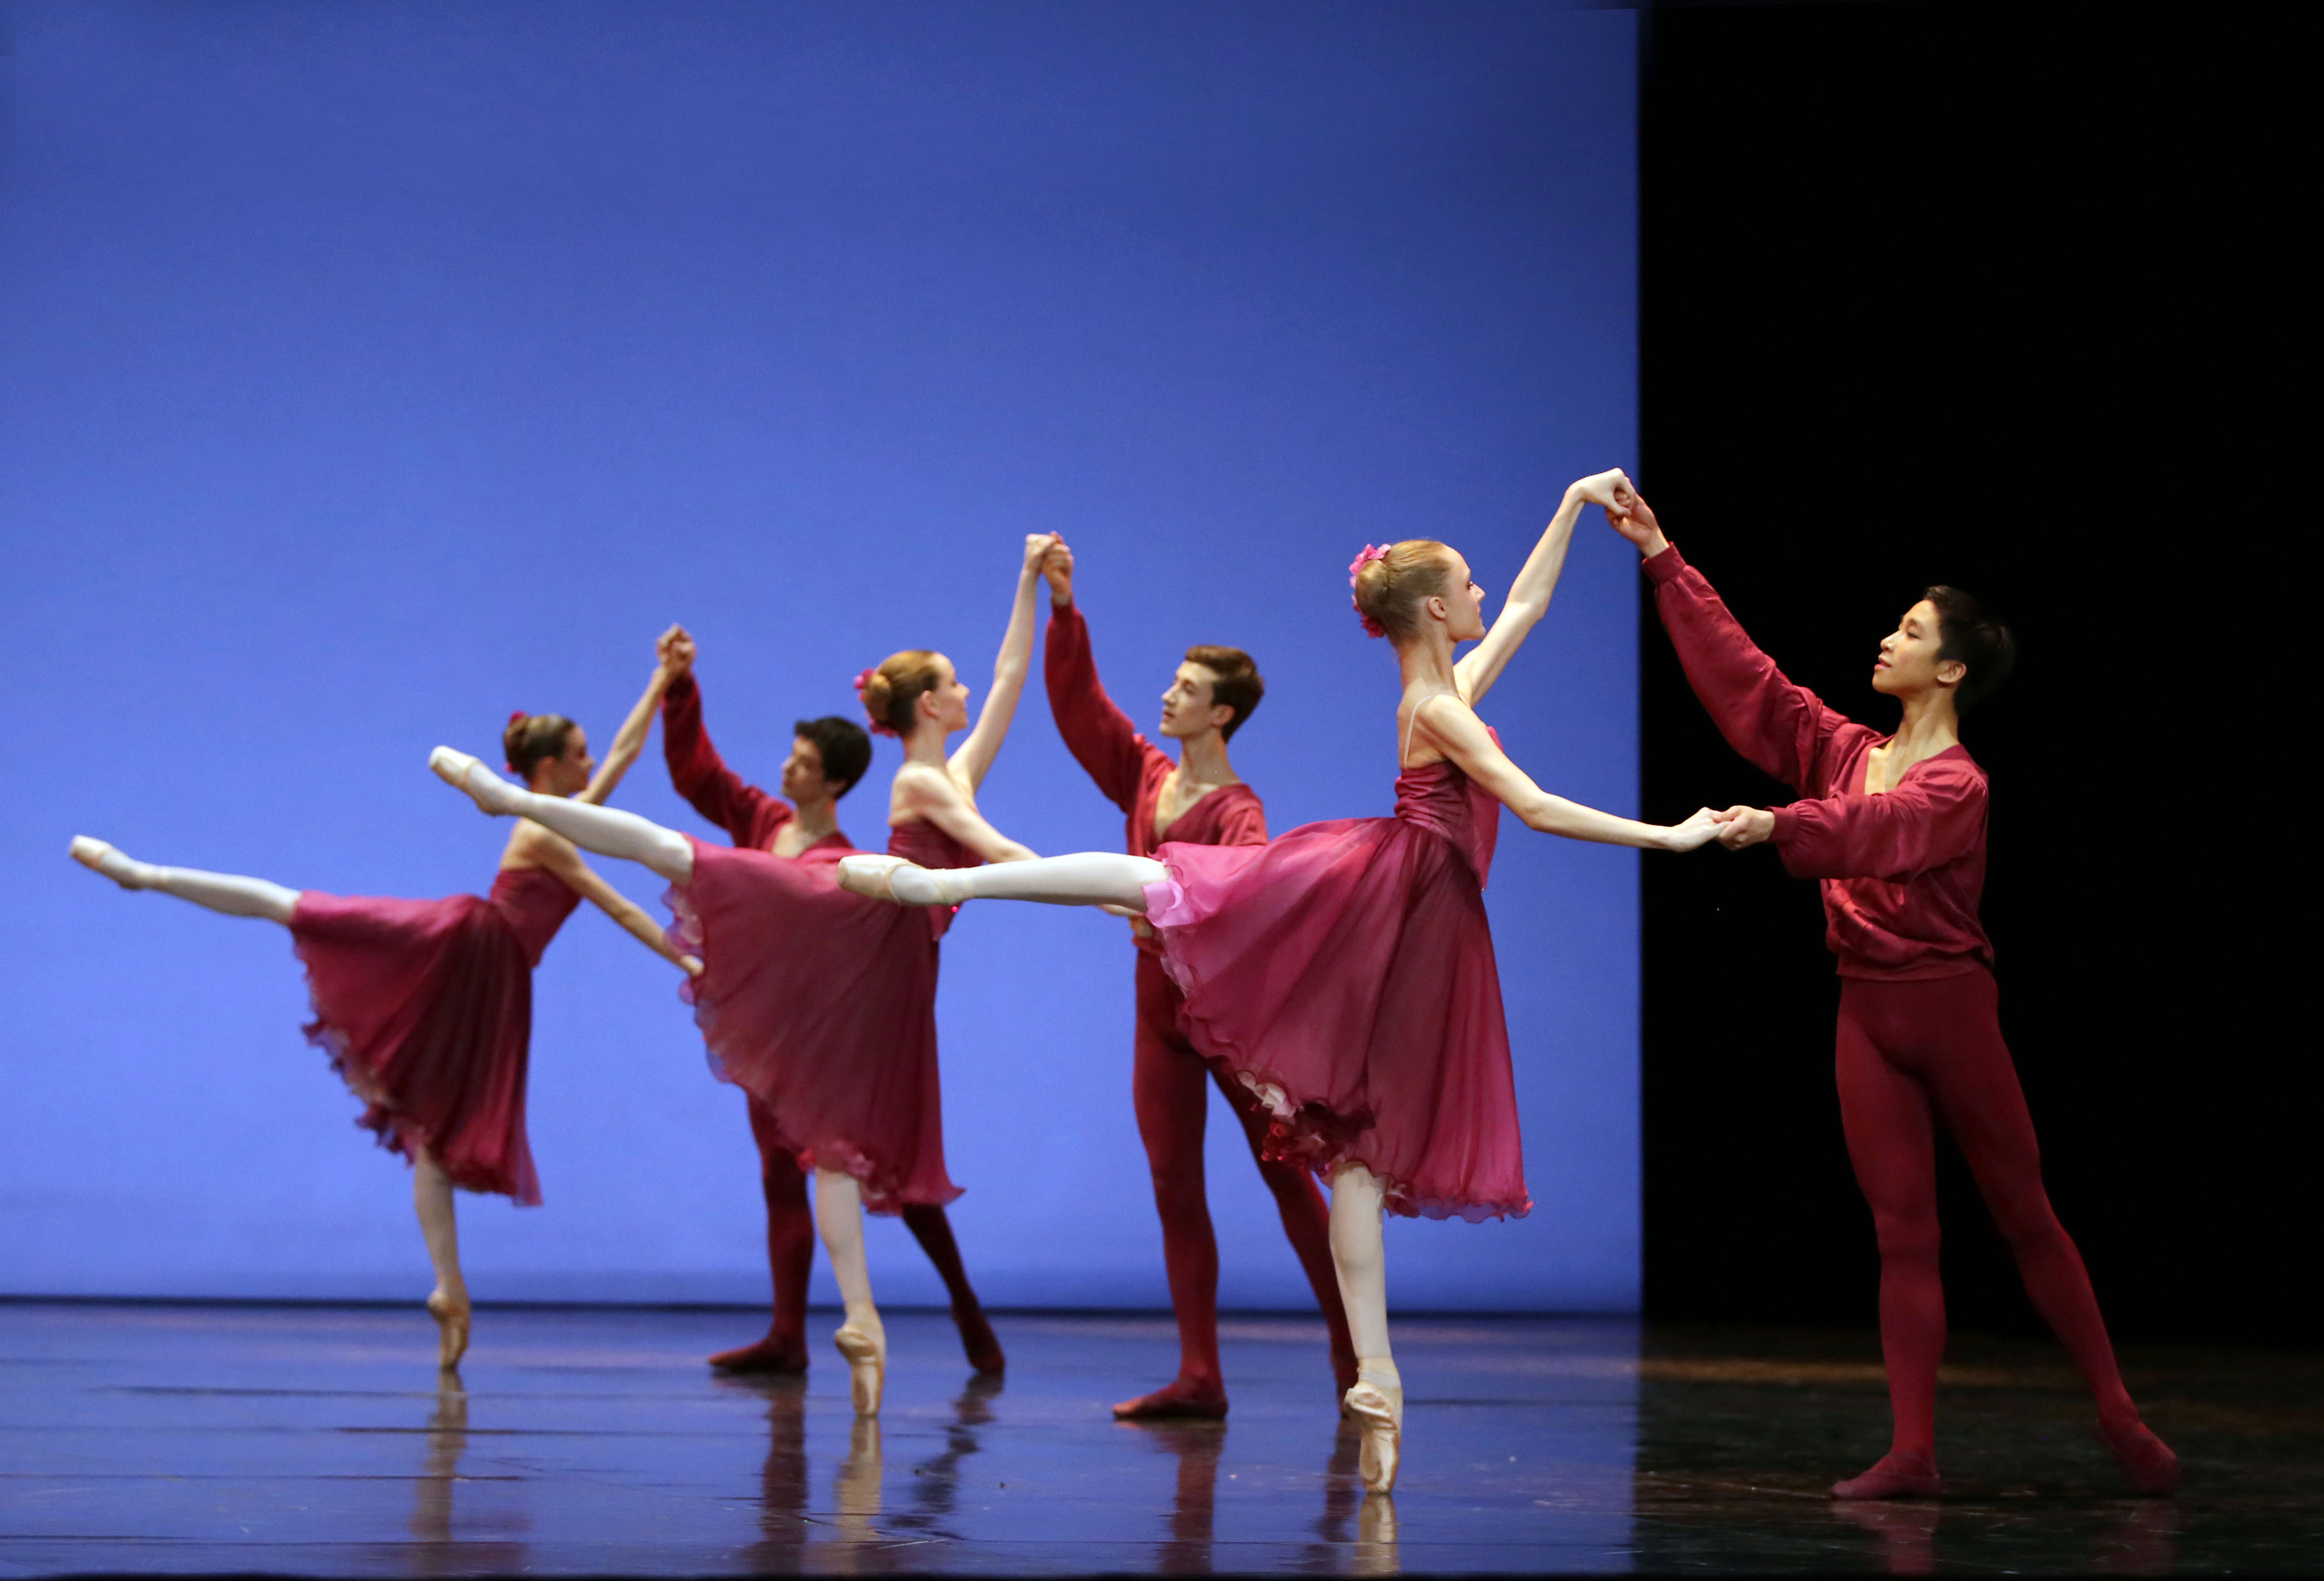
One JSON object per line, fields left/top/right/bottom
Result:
{"left": 661, "top": 671, "right": 792, "bottom": 848}
{"left": 1044, "top": 602, "right": 1159, "bottom": 815}
{"left": 1770, "top": 763, "right": 1987, "bottom": 883}
{"left": 1216, "top": 791, "right": 1269, "bottom": 847}
{"left": 1646, "top": 544, "right": 1866, "bottom": 797}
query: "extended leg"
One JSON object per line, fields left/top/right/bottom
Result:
{"left": 900, "top": 1204, "right": 1006, "bottom": 1373}
{"left": 1831, "top": 1005, "right": 1946, "bottom": 1498}
{"left": 1920, "top": 977, "right": 2179, "bottom": 1494}
{"left": 429, "top": 749, "right": 693, "bottom": 883}
{"left": 840, "top": 850, "right": 1163, "bottom": 908}
{"left": 412, "top": 1146, "right": 470, "bottom": 1371}
{"left": 69, "top": 838, "right": 298, "bottom": 923}
{"left": 1329, "top": 1162, "right": 1401, "bottom": 1494}
{"left": 711, "top": 1099, "right": 814, "bottom": 1373}
{"left": 813, "top": 1168, "right": 886, "bottom": 1417}
{"left": 1118, "top": 978, "right": 1227, "bottom": 1419}
{"left": 1217, "top": 1062, "right": 1360, "bottom": 1397}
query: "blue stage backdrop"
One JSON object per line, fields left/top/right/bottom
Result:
{"left": 1, "top": 3, "right": 1641, "bottom": 1311}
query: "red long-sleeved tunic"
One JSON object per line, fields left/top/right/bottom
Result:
{"left": 1044, "top": 602, "right": 1267, "bottom": 955}
{"left": 661, "top": 672, "right": 853, "bottom": 856}
{"left": 1645, "top": 544, "right": 1992, "bottom": 981}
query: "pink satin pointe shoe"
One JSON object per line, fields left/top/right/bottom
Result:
{"left": 837, "top": 854, "right": 965, "bottom": 906}
{"left": 834, "top": 1322, "right": 886, "bottom": 1418}
{"left": 1343, "top": 1359, "right": 1403, "bottom": 1494}
{"left": 426, "top": 1288, "right": 472, "bottom": 1372}
{"left": 69, "top": 837, "right": 150, "bottom": 890}
{"left": 836, "top": 854, "right": 908, "bottom": 900}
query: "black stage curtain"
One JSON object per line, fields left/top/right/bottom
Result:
{"left": 1638, "top": 4, "right": 2303, "bottom": 1344}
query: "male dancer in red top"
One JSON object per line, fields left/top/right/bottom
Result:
{"left": 645, "top": 626, "right": 1005, "bottom": 1377}
{"left": 1041, "top": 544, "right": 1357, "bottom": 1419}
{"left": 1606, "top": 493, "right": 2178, "bottom": 1498}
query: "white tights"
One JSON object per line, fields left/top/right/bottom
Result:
{"left": 413, "top": 1148, "right": 465, "bottom": 1304}
{"left": 870, "top": 850, "right": 1165, "bottom": 909}
{"left": 813, "top": 1168, "right": 883, "bottom": 1345}
{"left": 77, "top": 844, "right": 300, "bottom": 924}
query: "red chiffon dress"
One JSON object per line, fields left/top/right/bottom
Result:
{"left": 1140, "top": 739, "right": 1530, "bottom": 1222}
{"left": 664, "top": 818, "right": 978, "bottom": 1213}
{"left": 289, "top": 866, "right": 581, "bottom": 1206}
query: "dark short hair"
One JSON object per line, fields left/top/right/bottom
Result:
{"left": 1923, "top": 586, "right": 2015, "bottom": 713}
{"left": 504, "top": 713, "right": 578, "bottom": 781}
{"left": 794, "top": 715, "right": 872, "bottom": 797}
{"left": 1184, "top": 646, "right": 1264, "bottom": 741}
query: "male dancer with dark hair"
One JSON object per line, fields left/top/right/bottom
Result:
{"left": 1605, "top": 491, "right": 2178, "bottom": 1498}
{"left": 642, "top": 625, "right": 1005, "bottom": 1376}
{"left": 1041, "top": 544, "right": 1357, "bottom": 1419}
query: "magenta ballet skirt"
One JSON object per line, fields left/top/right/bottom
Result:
{"left": 289, "top": 867, "right": 580, "bottom": 1206}
{"left": 1142, "top": 747, "right": 1530, "bottom": 1222}
{"left": 663, "top": 820, "right": 976, "bottom": 1213}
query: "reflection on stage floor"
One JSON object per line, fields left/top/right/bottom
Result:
{"left": 0, "top": 1303, "right": 2315, "bottom": 1574}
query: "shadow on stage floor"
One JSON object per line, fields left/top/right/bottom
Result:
{"left": 0, "top": 1303, "right": 2316, "bottom": 1575}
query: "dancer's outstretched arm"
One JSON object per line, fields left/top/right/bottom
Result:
{"left": 583, "top": 625, "right": 686, "bottom": 807}
{"left": 1411, "top": 695, "right": 1722, "bottom": 851}
{"left": 506, "top": 821, "right": 700, "bottom": 974}
{"left": 893, "top": 765, "right": 1040, "bottom": 866}
{"left": 1454, "top": 469, "right": 1631, "bottom": 706}
{"left": 434, "top": 748, "right": 696, "bottom": 886}
{"left": 948, "top": 534, "right": 1059, "bottom": 792}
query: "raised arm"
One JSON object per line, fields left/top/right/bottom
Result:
{"left": 893, "top": 763, "right": 1039, "bottom": 866}
{"left": 657, "top": 628, "right": 793, "bottom": 845}
{"left": 512, "top": 826, "right": 702, "bottom": 974}
{"left": 576, "top": 627, "right": 687, "bottom": 806}
{"left": 1454, "top": 469, "right": 1632, "bottom": 706}
{"left": 1609, "top": 491, "right": 1865, "bottom": 797}
{"left": 1414, "top": 694, "right": 1721, "bottom": 851}
{"left": 949, "top": 534, "right": 1058, "bottom": 791}
{"left": 1042, "top": 542, "right": 1159, "bottom": 814}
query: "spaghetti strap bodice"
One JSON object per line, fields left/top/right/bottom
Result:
{"left": 1395, "top": 692, "right": 1499, "bottom": 887}
{"left": 889, "top": 819, "right": 981, "bottom": 941}
{"left": 487, "top": 867, "right": 583, "bottom": 968}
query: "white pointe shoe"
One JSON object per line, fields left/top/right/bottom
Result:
{"left": 1344, "top": 1361, "right": 1404, "bottom": 1494}
{"left": 428, "top": 747, "right": 516, "bottom": 815}
{"left": 836, "top": 854, "right": 909, "bottom": 901}
{"left": 834, "top": 1323, "right": 887, "bottom": 1418}
{"left": 69, "top": 837, "right": 151, "bottom": 890}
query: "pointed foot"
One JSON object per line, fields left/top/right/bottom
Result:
{"left": 2095, "top": 1415, "right": 2182, "bottom": 1496}
{"left": 428, "top": 747, "right": 519, "bottom": 815}
{"left": 1832, "top": 1451, "right": 1942, "bottom": 1499}
{"left": 837, "top": 854, "right": 908, "bottom": 901}
{"left": 834, "top": 1323, "right": 886, "bottom": 1418}
{"left": 1344, "top": 1380, "right": 1402, "bottom": 1493}
{"left": 708, "top": 1332, "right": 809, "bottom": 1374}
{"left": 426, "top": 1289, "right": 471, "bottom": 1372}
{"left": 953, "top": 1302, "right": 1006, "bottom": 1374}
{"left": 69, "top": 837, "right": 150, "bottom": 890}
{"left": 1113, "top": 1377, "right": 1229, "bottom": 1420}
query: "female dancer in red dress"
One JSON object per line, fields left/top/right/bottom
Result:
{"left": 628, "top": 622, "right": 1005, "bottom": 1376}
{"left": 839, "top": 477, "right": 1721, "bottom": 1491}
{"left": 67, "top": 704, "right": 698, "bottom": 1369}
{"left": 426, "top": 534, "right": 1060, "bottom": 1417}
{"left": 1040, "top": 539, "right": 1357, "bottom": 1420}
{"left": 1605, "top": 487, "right": 2182, "bottom": 1499}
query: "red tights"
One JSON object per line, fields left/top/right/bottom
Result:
{"left": 1136, "top": 953, "right": 1356, "bottom": 1395}
{"left": 1836, "top": 969, "right": 2137, "bottom": 1457}
{"left": 741, "top": 1096, "right": 1000, "bottom": 1369}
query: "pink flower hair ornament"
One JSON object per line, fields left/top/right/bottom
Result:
{"left": 1348, "top": 543, "right": 1391, "bottom": 638}
{"left": 853, "top": 667, "right": 902, "bottom": 737}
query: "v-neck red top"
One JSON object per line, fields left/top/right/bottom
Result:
{"left": 1646, "top": 544, "right": 1992, "bottom": 980}
{"left": 662, "top": 672, "right": 854, "bottom": 857}
{"left": 1045, "top": 602, "right": 1268, "bottom": 957}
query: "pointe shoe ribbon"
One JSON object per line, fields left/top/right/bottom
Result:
{"left": 836, "top": 854, "right": 908, "bottom": 902}
{"left": 833, "top": 1323, "right": 886, "bottom": 1418}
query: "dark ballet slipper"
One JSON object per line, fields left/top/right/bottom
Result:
{"left": 952, "top": 1301, "right": 1006, "bottom": 1374}
{"left": 1113, "top": 1377, "right": 1230, "bottom": 1421}
{"left": 1831, "top": 1451, "right": 1942, "bottom": 1499}
{"left": 709, "top": 1330, "right": 809, "bottom": 1374}
{"left": 2095, "top": 1415, "right": 2183, "bottom": 1496}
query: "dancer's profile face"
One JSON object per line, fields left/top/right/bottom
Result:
{"left": 1158, "top": 662, "right": 1229, "bottom": 740}
{"left": 781, "top": 736, "right": 830, "bottom": 802}
{"left": 927, "top": 656, "right": 972, "bottom": 733}
{"left": 1438, "top": 553, "right": 1488, "bottom": 643}
{"left": 1871, "top": 600, "right": 1961, "bottom": 699}
{"left": 536, "top": 727, "right": 596, "bottom": 797}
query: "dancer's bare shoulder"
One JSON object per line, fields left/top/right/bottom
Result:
{"left": 501, "top": 816, "right": 577, "bottom": 872}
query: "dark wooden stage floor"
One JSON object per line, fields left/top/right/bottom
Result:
{"left": 1, "top": 1302, "right": 2316, "bottom": 1575}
